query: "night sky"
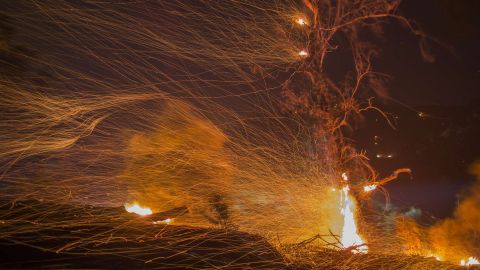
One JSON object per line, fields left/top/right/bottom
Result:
{"left": 355, "top": 0, "right": 480, "bottom": 219}
{"left": 386, "top": 0, "right": 480, "bottom": 106}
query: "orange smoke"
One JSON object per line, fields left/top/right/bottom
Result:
{"left": 397, "top": 162, "right": 480, "bottom": 265}
{"left": 120, "top": 100, "right": 233, "bottom": 226}
{"left": 427, "top": 162, "right": 480, "bottom": 264}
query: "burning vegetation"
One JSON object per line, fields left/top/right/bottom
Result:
{"left": 395, "top": 162, "right": 480, "bottom": 266}
{"left": 0, "top": 0, "right": 478, "bottom": 269}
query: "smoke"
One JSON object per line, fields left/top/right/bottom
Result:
{"left": 120, "top": 100, "right": 233, "bottom": 226}
{"left": 427, "top": 162, "right": 480, "bottom": 263}
{"left": 119, "top": 100, "right": 346, "bottom": 242}
{"left": 396, "top": 162, "right": 480, "bottom": 264}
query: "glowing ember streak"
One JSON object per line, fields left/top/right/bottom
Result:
{"left": 363, "top": 184, "right": 377, "bottom": 192}
{"left": 298, "top": 50, "right": 308, "bottom": 57}
{"left": 124, "top": 202, "right": 152, "bottom": 216}
{"left": 296, "top": 18, "right": 307, "bottom": 25}
{"left": 460, "top": 257, "right": 480, "bottom": 266}
{"left": 153, "top": 218, "right": 174, "bottom": 225}
{"left": 340, "top": 185, "right": 368, "bottom": 253}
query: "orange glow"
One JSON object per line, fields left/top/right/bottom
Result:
{"left": 124, "top": 202, "right": 152, "bottom": 216}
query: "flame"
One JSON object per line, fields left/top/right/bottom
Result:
{"left": 296, "top": 18, "right": 307, "bottom": 25}
{"left": 363, "top": 184, "right": 377, "bottom": 192}
{"left": 298, "top": 50, "right": 308, "bottom": 57}
{"left": 427, "top": 254, "right": 442, "bottom": 261}
{"left": 340, "top": 185, "right": 368, "bottom": 253}
{"left": 460, "top": 257, "right": 479, "bottom": 267}
{"left": 124, "top": 202, "right": 152, "bottom": 216}
{"left": 153, "top": 218, "right": 174, "bottom": 225}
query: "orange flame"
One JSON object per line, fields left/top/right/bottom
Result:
{"left": 124, "top": 202, "right": 152, "bottom": 216}
{"left": 296, "top": 18, "right": 307, "bottom": 26}
{"left": 153, "top": 218, "right": 174, "bottom": 225}
{"left": 298, "top": 50, "right": 308, "bottom": 57}
{"left": 339, "top": 176, "right": 368, "bottom": 253}
{"left": 363, "top": 184, "right": 377, "bottom": 192}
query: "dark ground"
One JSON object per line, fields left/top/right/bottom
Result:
{"left": 0, "top": 201, "right": 286, "bottom": 269}
{"left": 0, "top": 201, "right": 467, "bottom": 270}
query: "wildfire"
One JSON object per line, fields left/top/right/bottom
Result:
{"left": 124, "top": 202, "right": 152, "bottom": 216}
{"left": 460, "top": 257, "right": 480, "bottom": 267}
{"left": 339, "top": 177, "right": 368, "bottom": 253}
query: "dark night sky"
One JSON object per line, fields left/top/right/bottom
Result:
{"left": 384, "top": 0, "right": 480, "bottom": 106}
{"left": 356, "top": 0, "right": 480, "bottom": 219}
